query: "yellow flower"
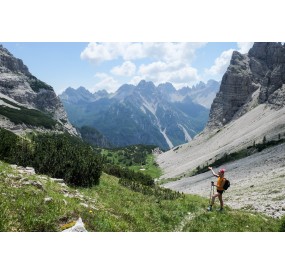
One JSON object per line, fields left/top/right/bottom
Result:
{"left": 89, "top": 210, "right": 93, "bottom": 213}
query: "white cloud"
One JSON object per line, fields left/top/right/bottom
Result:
{"left": 111, "top": 61, "right": 136, "bottom": 76}
{"left": 82, "top": 42, "right": 206, "bottom": 91}
{"left": 92, "top": 73, "right": 119, "bottom": 93}
{"left": 205, "top": 49, "right": 235, "bottom": 76}
{"left": 81, "top": 42, "right": 206, "bottom": 64}
{"left": 237, "top": 42, "right": 254, "bottom": 54}
{"left": 135, "top": 61, "right": 199, "bottom": 88}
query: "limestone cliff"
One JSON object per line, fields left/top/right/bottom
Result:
{"left": 0, "top": 45, "right": 77, "bottom": 135}
{"left": 206, "top": 42, "right": 285, "bottom": 131}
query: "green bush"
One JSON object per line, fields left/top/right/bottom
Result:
{"left": 279, "top": 215, "right": 285, "bottom": 232}
{"left": 32, "top": 134, "right": 103, "bottom": 187}
{"left": 0, "top": 128, "right": 19, "bottom": 162}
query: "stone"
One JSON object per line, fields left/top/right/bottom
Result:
{"left": 25, "top": 167, "right": 35, "bottom": 174}
{"left": 44, "top": 197, "right": 53, "bottom": 203}
{"left": 62, "top": 217, "right": 87, "bottom": 232}
{"left": 22, "top": 181, "right": 43, "bottom": 189}
{"left": 51, "top": 178, "right": 64, "bottom": 183}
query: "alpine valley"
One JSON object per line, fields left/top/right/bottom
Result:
{"left": 60, "top": 80, "right": 220, "bottom": 150}
{"left": 1, "top": 42, "right": 284, "bottom": 233}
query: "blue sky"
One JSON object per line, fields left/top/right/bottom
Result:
{"left": 1, "top": 42, "right": 254, "bottom": 95}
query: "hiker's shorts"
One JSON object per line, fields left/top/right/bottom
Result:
{"left": 217, "top": 190, "right": 224, "bottom": 194}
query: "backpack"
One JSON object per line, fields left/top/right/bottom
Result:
{"left": 223, "top": 179, "right": 230, "bottom": 190}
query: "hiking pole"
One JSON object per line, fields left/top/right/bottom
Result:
{"left": 209, "top": 181, "right": 213, "bottom": 205}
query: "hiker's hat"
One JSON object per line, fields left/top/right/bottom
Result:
{"left": 219, "top": 168, "right": 225, "bottom": 174}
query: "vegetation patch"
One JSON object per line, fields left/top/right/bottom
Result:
{"left": 0, "top": 129, "right": 103, "bottom": 187}
{"left": 0, "top": 105, "right": 57, "bottom": 129}
{"left": 99, "top": 144, "right": 162, "bottom": 178}
{"left": 28, "top": 76, "right": 53, "bottom": 93}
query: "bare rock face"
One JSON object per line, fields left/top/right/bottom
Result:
{"left": 206, "top": 42, "right": 285, "bottom": 131}
{"left": 0, "top": 44, "right": 77, "bottom": 135}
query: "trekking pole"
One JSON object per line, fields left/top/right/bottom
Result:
{"left": 209, "top": 181, "right": 213, "bottom": 205}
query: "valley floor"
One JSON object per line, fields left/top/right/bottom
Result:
{"left": 162, "top": 143, "right": 285, "bottom": 219}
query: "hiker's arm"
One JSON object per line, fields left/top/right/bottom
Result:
{"left": 208, "top": 166, "right": 219, "bottom": 177}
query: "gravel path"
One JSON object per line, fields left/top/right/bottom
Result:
{"left": 163, "top": 143, "right": 285, "bottom": 219}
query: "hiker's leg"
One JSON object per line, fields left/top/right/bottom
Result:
{"left": 211, "top": 193, "right": 219, "bottom": 205}
{"left": 218, "top": 194, "right": 223, "bottom": 208}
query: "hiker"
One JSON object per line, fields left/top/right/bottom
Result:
{"left": 207, "top": 166, "right": 226, "bottom": 211}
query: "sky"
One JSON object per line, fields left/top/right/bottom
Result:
{"left": 1, "top": 42, "right": 254, "bottom": 95}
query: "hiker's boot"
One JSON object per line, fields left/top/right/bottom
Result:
{"left": 207, "top": 205, "right": 212, "bottom": 211}
{"left": 218, "top": 207, "right": 224, "bottom": 212}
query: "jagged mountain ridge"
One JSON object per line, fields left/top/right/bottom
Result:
{"left": 157, "top": 42, "right": 285, "bottom": 179}
{"left": 0, "top": 45, "right": 77, "bottom": 135}
{"left": 60, "top": 80, "right": 219, "bottom": 150}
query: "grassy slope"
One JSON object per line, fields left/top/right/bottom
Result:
{"left": 128, "top": 154, "right": 162, "bottom": 178}
{"left": 0, "top": 160, "right": 282, "bottom": 232}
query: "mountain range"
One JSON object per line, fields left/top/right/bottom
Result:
{"left": 60, "top": 80, "right": 220, "bottom": 150}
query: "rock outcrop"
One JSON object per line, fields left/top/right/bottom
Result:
{"left": 0, "top": 45, "right": 77, "bottom": 135}
{"left": 206, "top": 42, "right": 285, "bottom": 131}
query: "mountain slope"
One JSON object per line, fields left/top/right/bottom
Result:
{"left": 0, "top": 45, "right": 77, "bottom": 135}
{"left": 163, "top": 143, "right": 285, "bottom": 219}
{"left": 157, "top": 42, "right": 285, "bottom": 178}
{"left": 0, "top": 160, "right": 281, "bottom": 232}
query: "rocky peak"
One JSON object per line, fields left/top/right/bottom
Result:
{"left": 95, "top": 89, "right": 108, "bottom": 97}
{"left": 137, "top": 80, "right": 156, "bottom": 91}
{"left": 157, "top": 82, "right": 176, "bottom": 93}
{"left": 193, "top": 81, "right": 206, "bottom": 90}
{"left": 61, "top": 87, "right": 96, "bottom": 103}
{"left": 0, "top": 45, "right": 77, "bottom": 135}
{"left": 0, "top": 45, "right": 30, "bottom": 75}
{"left": 206, "top": 42, "right": 285, "bottom": 131}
